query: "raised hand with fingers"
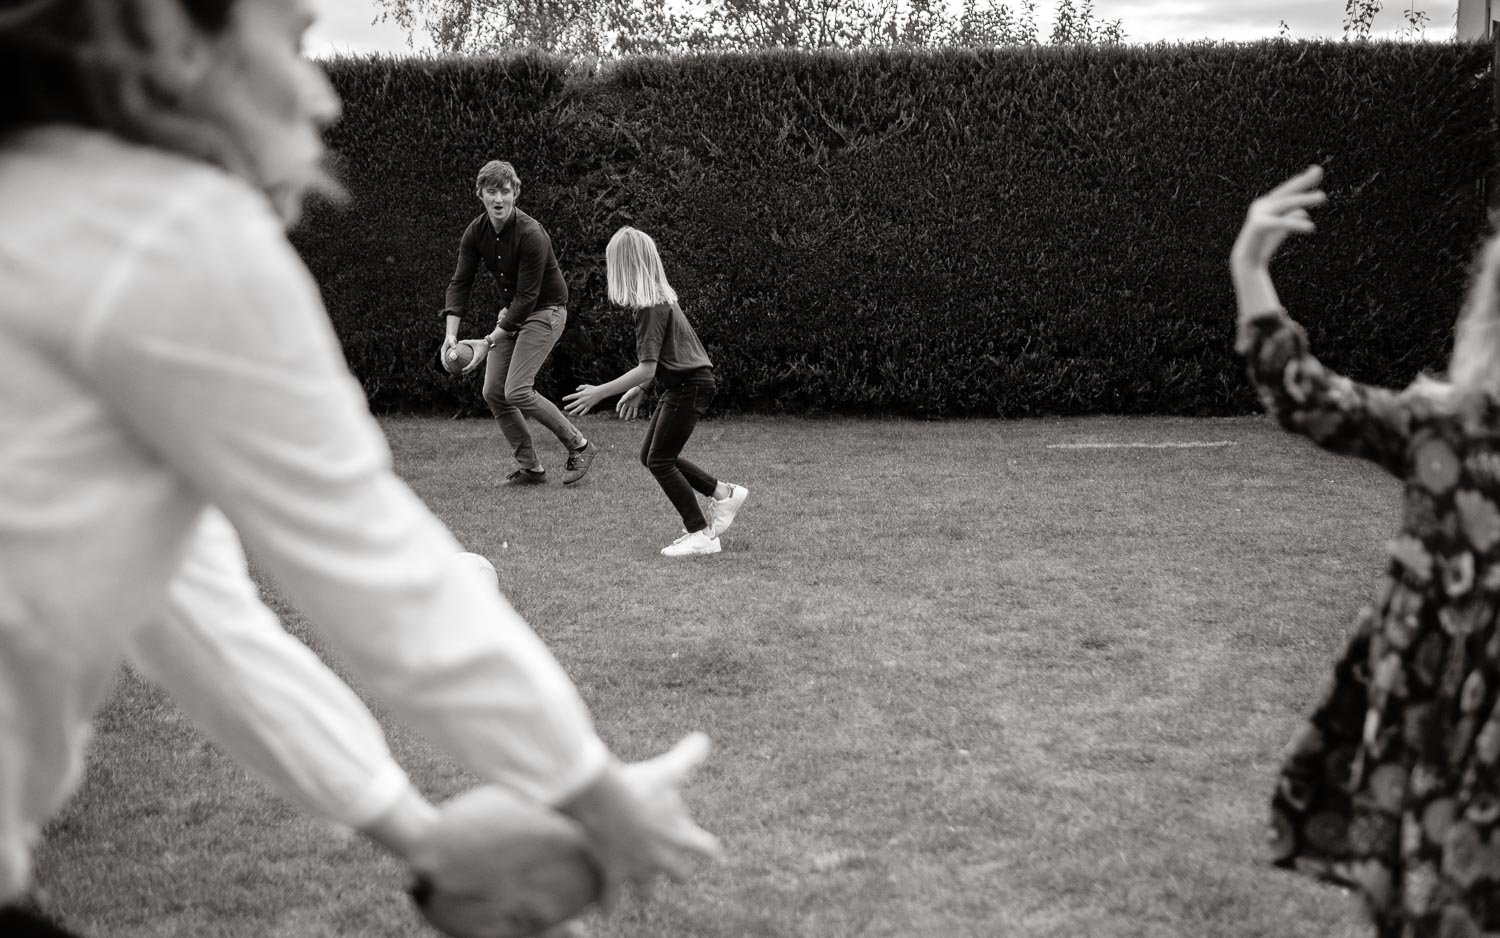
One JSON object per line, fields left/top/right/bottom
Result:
{"left": 1232, "top": 164, "right": 1327, "bottom": 270}
{"left": 1232, "top": 165, "right": 1329, "bottom": 320}
{"left": 557, "top": 732, "right": 724, "bottom": 911}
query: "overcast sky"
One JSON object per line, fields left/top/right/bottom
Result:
{"left": 305, "top": 0, "right": 1465, "bottom": 57}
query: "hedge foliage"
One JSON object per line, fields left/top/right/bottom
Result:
{"left": 294, "top": 41, "right": 1497, "bottom": 417}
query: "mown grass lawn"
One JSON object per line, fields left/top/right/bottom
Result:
{"left": 32, "top": 413, "right": 1398, "bottom": 938}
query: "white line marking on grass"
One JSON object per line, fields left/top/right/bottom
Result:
{"left": 1046, "top": 441, "right": 1239, "bottom": 450}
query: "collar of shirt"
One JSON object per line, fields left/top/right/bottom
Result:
{"left": 489, "top": 208, "right": 520, "bottom": 235}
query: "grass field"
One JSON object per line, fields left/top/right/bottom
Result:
{"left": 30, "top": 413, "right": 1401, "bottom": 938}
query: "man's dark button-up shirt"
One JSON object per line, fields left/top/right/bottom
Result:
{"left": 442, "top": 208, "right": 568, "bottom": 331}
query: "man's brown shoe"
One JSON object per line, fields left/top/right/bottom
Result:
{"left": 562, "top": 440, "right": 599, "bottom": 486}
{"left": 503, "top": 467, "right": 548, "bottom": 486}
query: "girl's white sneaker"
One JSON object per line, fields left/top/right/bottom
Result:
{"left": 708, "top": 483, "right": 750, "bottom": 536}
{"left": 662, "top": 528, "right": 721, "bottom": 557}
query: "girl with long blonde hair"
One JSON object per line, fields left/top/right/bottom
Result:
{"left": 565, "top": 227, "right": 750, "bottom": 556}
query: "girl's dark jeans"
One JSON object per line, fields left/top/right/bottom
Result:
{"left": 641, "top": 370, "right": 718, "bottom": 532}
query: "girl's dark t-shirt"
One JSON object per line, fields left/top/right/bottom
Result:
{"left": 635, "top": 301, "right": 712, "bottom": 381}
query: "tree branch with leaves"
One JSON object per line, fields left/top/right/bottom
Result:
{"left": 1343, "top": 0, "right": 1429, "bottom": 41}
{"left": 373, "top": 0, "right": 1125, "bottom": 56}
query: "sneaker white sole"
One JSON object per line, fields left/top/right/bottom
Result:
{"left": 661, "top": 540, "right": 721, "bottom": 557}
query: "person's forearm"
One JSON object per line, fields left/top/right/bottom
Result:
{"left": 128, "top": 510, "right": 423, "bottom": 833}
{"left": 484, "top": 312, "right": 514, "bottom": 345}
{"left": 360, "top": 786, "right": 441, "bottom": 861}
{"left": 501, "top": 240, "right": 547, "bottom": 329}
{"left": 1230, "top": 255, "right": 1283, "bottom": 320}
{"left": 92, "top": 217, "right": 613, "bottom": 806}
{"left": 595, "top": 363, "right": 655, "bottom": 399}
{"left": 247, "top": 482, "right": 612, "bottom": 805}
{"left": 443, "top": 235, "right": 479, "bottom": 317}
{"left": 499, "top": 293, "right": 537, "bottom": 331}
{"left": 444, "top": 314, "right": 462, "bottom": 342}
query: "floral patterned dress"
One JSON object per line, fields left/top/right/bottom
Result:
{"left": 1242, "top": 309, "right": 1500, "bottom": 938}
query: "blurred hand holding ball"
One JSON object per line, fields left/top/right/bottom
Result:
{"left": 410, "top": 785, "right": 603, "bottom": 938}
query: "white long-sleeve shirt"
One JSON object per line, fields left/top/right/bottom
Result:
{"left": 0, "top": 126, "right": 610, "bottom": 903}
{"left": 135, "top": 507, "right": 418, "bottom": 831}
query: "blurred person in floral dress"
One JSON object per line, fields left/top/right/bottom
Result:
{"left": 1236, "top": 165, "right": 1500, "bottom": 937}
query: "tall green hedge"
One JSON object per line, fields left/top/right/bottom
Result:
{"left": 293, "top": 41, "right": 1496, "bottom": 417}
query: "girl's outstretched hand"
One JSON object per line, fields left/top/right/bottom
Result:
{"left": 1231, "top": 165, "right": 1326, "bottom": 271}
{"left": 563, "top": 385, "right": 604, "bottom": 416}
{"left": 616, "top": 387, "right": 643, "bottom": 420}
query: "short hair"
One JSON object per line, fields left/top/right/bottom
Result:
{"left": 475, "top": 160, "right": 520, "bottom": 193}
{"left": 606, "top": 227, "right": 678, "bottom": 309}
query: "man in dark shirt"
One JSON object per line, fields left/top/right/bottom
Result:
{"left": 440, "top": 160, "right": 598, "bottom": 486}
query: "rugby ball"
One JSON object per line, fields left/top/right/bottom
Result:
{"left": 444, "top": 341, "right": 477, "bottom": 375}
{"left": 409, "top": 785, "right": 603, "bottom": 938}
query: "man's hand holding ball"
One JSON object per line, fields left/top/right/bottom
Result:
{"left": 405, "top": 733, "right": 721, "bottom": 937}
{"left": 441, "top": 339, "right": 490, "bottom": 376}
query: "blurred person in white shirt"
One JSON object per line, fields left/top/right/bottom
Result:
{"left": 0, "top": 1, "right": 720, "bottom": 935}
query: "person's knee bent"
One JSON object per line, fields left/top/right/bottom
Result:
{"left": 503, "top": 382, "right": 538, "bottom": 409}
{"left": 482, "top": 384, "right": 510, "bottom": 415}
{"left": 644, "top": 449, "right": 676, "bottom": 477}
